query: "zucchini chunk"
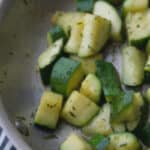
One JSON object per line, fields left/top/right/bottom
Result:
{"left": 111, "top": 91, "right": 134, "bottom": 122}
{"left": 83, "top": 103, "right": 112, "bottom": 136}
{"left": 89, "top": 134, "right": 109, "bottom": 150}
{"left": 80, "top": 74, "right": 101, "bottom": 103}
{"left": 62, "top": 91, "right": 99, "bottom": 127}
{"left": 50, "top": 57, "right": 84, "bottom": 96}
{"left": 93, "top": 1, "right": 122, "bottom": 41}
{"left": 38, "top": 38, "right": 63, "bottom": 85}
{"left": 123, "top": 0, "right": 149, "bottom": 15}
{"left": 78, "top": 14, "right": 111, "bottom": 57}
{"left": 96, "top": 60, "right": 122, "bottom": 102}
{"left": 70, "top": 54, "right": 103, "bottom": 74}
{"left": 112, "top": 92, "right": 144, "bottom": 123}
{"left": 60, "top": 133, "right": 92, "bottom": 150}
{"left": 144, "top": 55, "right": 150, "bottom": 82}
{"left": 76, "top": 0, "right": 96, "bottom": 12}
{"left": 122, "top": 46, "right": 146, "bottom": 86}
{"left": 52, "top": 11, "right": 85, "bottom": 35}
{"left": 145, "top": 88, "right": 150, "bottom": 103}
{"left": 47, "top": 26, "right": 66, "bottom": 45}
{"left": 64, "top": 22, "right": 84, "bottom": 54}
{"left": 34, "top": 91, "right": 63, "bottom": 129}
{"left": 107, "top": 133, "right": 141, "bottom": 150}
{"left": 126, "top": 10, "right": 150, "bottom": 47}
{"left": 146, "top": 40, "right": 150, "bottom": 54}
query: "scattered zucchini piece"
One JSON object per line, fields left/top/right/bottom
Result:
{"left": 107, "top": 133, "right": 141, "bottom": 150}
{"left": 52, "top": 11, "right": 85, "bottom": 35}
{"left": 62, "top": 91, "right": 100, "bottom": 127}
{"left": 144, "top": 55, "right": 150, "bottom": 82}
{"left": 89, "top": 134, "right": 109, "bottom": 150}
{"left": 126, "top": 10, "right": 150, "bottom": 47}
{"left": 47, "top": 26, "right": 66, "bottom": 45}
{"left": 122, "top": 46, "right": 146, "bottom": 86}
{"left": 38, "top": 38, "right": 63, "bottom": 85}
{"left": 34, "top": 91, "right": 63, "bottom": 129}
{"left": 83, "top": 103, "right": 112, "bottom": 136}
{"left": 94, "top": 1, "right": 122, "bottom": 41}
{"left": 70, "top": 54, "right": 103, "bottom": 74}
{"left": 123, "top": 0, "right": 149, "bottom": 15}
{"left": 111, "top": 91, "right": 134, "bottom": 122}
{"left": 50, "top": 57, "right": 84, "bottom": 96}
{"left": 78, "top": 14, "right": 111, "bottom": 57}
{"left": 80, "top": 74, "right": 101, "bottom": 103}
{"left": 64, "top": 22, "right": 84, "bottom": 54}
{"left": 112, "top": 92, "right": 144, "bottom": 124}
{"left": 76, "top": 0, "right": 97, "bottom": 12}
{"left": 60, "top": 133, "right": 93, "bottom": 150}
{"left": 96, "top": 60, "right": 122, "bottom": 102}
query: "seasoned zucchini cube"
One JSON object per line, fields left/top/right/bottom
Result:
{"left": 123, "top": 0, "right": 149, "bottom": 15}
{"left": 71, "top": 54, "right": 103, "bottom": 74}
{"left": 126, "top": 10, "right": 150, "bottom": 47}
{"left": 38, "top": 39, "right": 63, "bottom": 85}
{"left": 83, "top": 103, "right": 112, "bottom": 136}
{"left": 62, "top": 91, "right": 99, "bottom": 127}
{"left": 78, "top": 14, "right": 110, "bottom": 57}
{"left": 60, "top": 133, "right": 92, "bottom": 150}
{"left": 94, "top": 1, "right": 122, "bottom": 41}
{"left": 80, "top": 74, "right": 101, "bottom": 103}
{"left": 52, "top": 11, "right": 85, "bottom": 35}
{"left": 107, "top": 133, "right": 141, "bottom": 150}
{"left": 96, "top": 60, "right": 122, "bottom": 102}
{"left": 112, "top": 92, "right": 144, "bottom": 124}
{"left": 50, "top": 57, "right": 84, "bottom": 96}
{"left": 34, "top": 91, "right": 63, "bottom": 129}
{"left": 122, "top": 46, "right": 146, "bottom": 86}
{"left": 65, "top": 22, "right": 84, "bottom": 54}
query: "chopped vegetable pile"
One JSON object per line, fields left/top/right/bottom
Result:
{"left": 34, "top": 0, "right": 150, "bottom": 149}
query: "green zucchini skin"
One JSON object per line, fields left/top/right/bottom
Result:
{"left": 111, "top": 91, "right": 134, "bottom": 121}
{"left": 47, "top": 26, "right": 67, "bottom": 45}
{"left": 96, "top": 60, "right": 122, "bottom": 102}
{"left": 89, "top": 134, "right": 109, "bottom": 150}
{"left": 76, "top": 0, "right": 97, "bottom": 12}
{"left": 50, "top": 57, "right": 84, "bottom": 96}
{"left": 38, "top": 39, "right": 63, "bottom": 85}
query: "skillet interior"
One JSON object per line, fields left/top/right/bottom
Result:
{"left": 0, "top": 0, "right": 80, "bottom": 150}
